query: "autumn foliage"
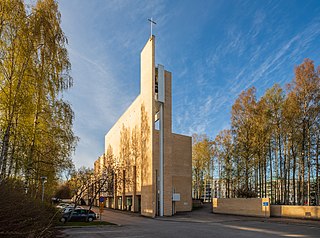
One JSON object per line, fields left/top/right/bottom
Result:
{"left": 193, "top": 59, "right": 320, "bottom": 205}
{"left": 0, "top": 0, "right": 77, "bottom": 198}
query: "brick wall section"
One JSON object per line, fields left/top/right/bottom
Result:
{"left": 139, "top": 36, "right": 155, "bottom": 217}
{"left": 172, "top": 133, "right": 192, "bottom": 212}
{"left": 212, "top": 198, "right": 270, "bottom": 217}
{"left": 271, "top": 205, "right": 320, "bottom": 219}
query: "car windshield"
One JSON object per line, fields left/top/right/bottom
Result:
{"left": 73, "top": 209, "right": 93, "bottom": 214}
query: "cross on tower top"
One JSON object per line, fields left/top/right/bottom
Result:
{"left": 148, "top": 18, "right": 156, "bottom": 37}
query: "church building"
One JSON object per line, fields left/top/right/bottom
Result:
{"left": 94, "top": 36, "right": 192, "bottom": 217}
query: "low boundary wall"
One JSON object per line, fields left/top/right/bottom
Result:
{"left": 271, "top": 205, "right": 320, "bottom": 220}
{"left": 212, "top": 198, "right": 270, "bottom": 217}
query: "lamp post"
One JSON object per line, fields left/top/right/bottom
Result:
{"left": 41, "top": 176, "right": 47, "bottom": 202}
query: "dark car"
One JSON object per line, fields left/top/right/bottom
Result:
{"left": 60, "top": 209, "right": 97, "bottom": 222}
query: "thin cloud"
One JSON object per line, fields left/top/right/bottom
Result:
{"left": 172, "top": 8, "right": 320, "bottom": 141}
{"left": 54, "top": 1, "right": 320, "bottom": 168}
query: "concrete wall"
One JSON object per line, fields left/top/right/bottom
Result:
{"left": 153, "top": 131, "right": 192, "bottom": 214}
{"left": 152, "top": 69, "right": 174, "bottom": 216}
{"left": 139, "top": 36, "right": 155, "bottom": 218}
{"left": 95, "top": 37, "right": 155, "bottom": 217}
{"left": 271, "top": 205, "right": 320, "bottom": 220}
{"left": 172, "top": 133, "right": 192, "bottom": 212}
{"left": 212, "top": 198, "right": 270, "bottom": 217}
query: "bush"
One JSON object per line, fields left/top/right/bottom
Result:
{"left": 0, "top": 179, "right": 59, "bottom": 238}
{"left": 235, "top": 187, "right": 258, "bottom": 198}
{"left": 54, "top": 184, "right": 71, "bottom": 200}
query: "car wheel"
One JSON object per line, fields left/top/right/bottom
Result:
{"left": 88, "top": 217, "right": 93, "bottom": 222}
{"left": 60, "top": 217, "right": 66, "bottom": 223}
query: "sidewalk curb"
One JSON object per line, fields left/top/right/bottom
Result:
{"left": 155, "top": 216, "right": 320, "bottom": 227}
{"left": 55, "top": 224, "right": 121, "bottom": 229}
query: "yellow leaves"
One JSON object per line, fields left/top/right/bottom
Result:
{"left": 192, "top": 133, "right": 214, "bottom": 174}
{"left": 0, "top": 0, "right": 76, "bottom": 185}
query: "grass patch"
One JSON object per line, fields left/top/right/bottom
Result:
{"left": 59, "top": 221, "right": 116, "bottom": 227}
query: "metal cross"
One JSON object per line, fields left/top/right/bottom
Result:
{"left": 148, "top": 18, "right": 156, "bottom": 37}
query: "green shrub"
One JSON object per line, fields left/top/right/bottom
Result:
{"left": 0, "top": 179, "right": 59, "bottom": 238}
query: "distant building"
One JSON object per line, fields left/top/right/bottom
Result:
{"left": 205, "top": 177, "right": 319, "bottom": 206}
{"left": 94, "top": 36, "right": 192, "bottom": 217}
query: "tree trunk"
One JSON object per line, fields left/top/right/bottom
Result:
{"left": 132, "top": 165, "right": 137, "bottom": 212}
{"left": 264, "top": 152, "right": 267, "bottom": 198}
{"left": 0, "top": 126, "right": 11, "bottom": 178}
{"left": 287, "top": 133, "right": 296, "bottom": 205}
{"left": 283, "top": 138, "right": 287, "bottom": 204}
{"left": 307, "top": 128, "right": 311, "bottom": 206}
{"left": 122, "top": 170, "right": 126, "bottom": 210}
{"left": 275, "top": 145, "right": 279, "bottom": 204}
{"left": 0, "top": 49, "right": 30, "bottom": 178}
{"left": 7, "top": 130, "right": 17, "bottom": 178}
{"left": 114, "top": 173, "right": 118, "bottom": 209}
{"left": 269, "top": 140, "right": 273, "bottom": 203}
{"left": 316, "top": 136, "right": 319, "bottom": 206}
{"left": 301, "top": 120, "right": 306, "bottom": 205}
{"left": 278, "top": 133, "right": 283, "bottom": 204}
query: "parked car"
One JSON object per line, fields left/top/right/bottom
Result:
{"left": 62, "top": 206, "right": 83, "bottom": 214}
{"left": 56, "top": 203, "right": 71, "bottom": 209}
{"left": 60, "top": 209, "right": 97, "bottom": 222}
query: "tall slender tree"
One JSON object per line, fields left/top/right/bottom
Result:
{"left": 0, "top": 0, "right": 77, "bottom": 199}
{"left": 210, "top": 59, "right": 319, "bottom": 204}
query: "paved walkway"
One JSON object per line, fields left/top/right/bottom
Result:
{"left": 88, "top": 203, "right": 320, "bottom": 227}
{"left": 157, "top": 203, "right": 320, "bottom": 227}
{"left": 58, "top": 204, "right": 320, "bottom": 238}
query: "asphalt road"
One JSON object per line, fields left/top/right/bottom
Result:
{"left": 58, "top": 204, "right": 320, "bottom": 238}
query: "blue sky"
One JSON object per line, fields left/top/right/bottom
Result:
{"left": 51, "top": 0, "right": 320, "bottom": 168}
